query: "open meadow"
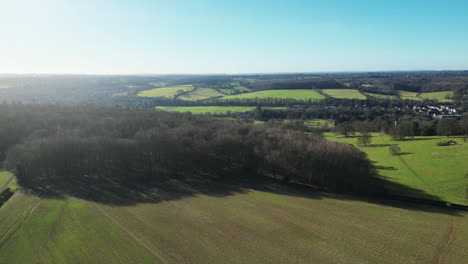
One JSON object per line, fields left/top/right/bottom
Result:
{"left": 365, "top": 92, "right": 398, "bottom": 100}
{"left": 155, "top": 106, "right": 287, "bottom": 114}
{"left": 321, "top": 89, "right": 367, "bottom": 99}
{"left": 220, "top": 89, "right": 325, "bottom": 100}
{"left": 177, "top": 88, "right": 224, "bottom": 101}
{"left": 137, "top": 85, "right": 194, "bottom": 98}
{"left": 419, "top": 91, "right": 454, "bottom": 102}
{"left": 398, "top": 91, "right": 422, "bottom": 101}
{"left": 0, "top": 180, "right": 467, "bottom": 264}
{"left": 326, "top": 133, "right": 468, "bottom": 205}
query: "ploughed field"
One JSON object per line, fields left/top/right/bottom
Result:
{"left": 326, "top": 133, "right": 468, "bottom": 205}
{"left": 0, "top": 180, "right": 467, "bottom": 264}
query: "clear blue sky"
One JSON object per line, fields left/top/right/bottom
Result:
{"left": 1, "top": 0, "right": 468, "bottom": 74}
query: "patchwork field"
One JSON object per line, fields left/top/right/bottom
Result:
{"left": 0, "top": 183, "right": 466, "bottom": 264}
{"left": 365, "top": 92, "right": 398, "bottom": 100}
{"left": 137, "top": 85, "right": 194, "bottom": 98}
{"left": 155, "top": 106, "right": 287, "bottom": 114}
{"left": 419, "top": 91, "right": 454, "bottom": 102}
{"left": 321, "top": 89, "right": 367, "bottom": 99}
{"left": 326, "top": 133, "right": 468, "bottom": 205}
{"left": 220, "top": 89, "right": 325, "bottom": 100}
{"left": 178, "top": 88, "right": 224, "bottom": 101}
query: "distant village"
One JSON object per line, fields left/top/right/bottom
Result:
{"left": 410, "top": 105, "right": 463, "bottom": 119}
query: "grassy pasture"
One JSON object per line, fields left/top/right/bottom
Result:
{"left": 137, "top": 85, "right": 194, "bottom": 98}
{"left": 398, "top": 90, "right": 422, "bottom": 101}
{"left": 178, "top": 88, "right": 224, "bottom": 101}
{"left": 365, "top": 92, "right": 398, "bottom": 100}
{"left": 419, "top": 91, "right": 454, "bottom": 102}
{"left": 305, "top": 119, "right": 335, "bottom": 128}
{"left": 321, "top": 89, "right": 367, "bottom": 99}
{"left": 155, "top": 106, "right": 287, "bottom": 114}
{"left": 0, "top": 184, "right": 467, "bottom": 263}
{"left": 0, "top": 171, "right": 17, "bottom": 190}
{"left": 326, "top": 133, "right": 468, "bottom": 205}
{"left": 220, "top": 89, "right": 325, "bottom": 100}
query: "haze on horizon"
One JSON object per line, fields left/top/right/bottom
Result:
{"left": 1, "top": 0, "right": 468, "bottom": 75}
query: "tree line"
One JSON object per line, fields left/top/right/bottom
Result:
{"left": 0, "top": 103, "right": 391, "bottom": 196}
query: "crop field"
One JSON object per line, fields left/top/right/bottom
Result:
{"left": 398, "top": 91, "right": 422, "bottom": 101}
{"left": 137, "top": 85, "right": 194, "bottom": 98}
{"left": 365, "top": 92, "right": 398, "bottom": 100}
{"left": 419, "top": 91, "right": 454, "bottom": 102}
{"left": 178, "top": 88, "right": 224, "bottom": 101}
{"left": 155, "top": 106, "right": 287, "bottom": 114}
{"left": 326, "top": 133, "right": 468, "bottom": 205}
{"left": 220, "top": 89, "right": 325, "bottom": 100}
{"left": 321, "top": 89, "right": 367, "bottom": 99}
{"left": 0, "top": 182, "right": 467, "bottom": 263}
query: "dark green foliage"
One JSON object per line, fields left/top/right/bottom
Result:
{"left": 437, "top": 118, "right": 461, "bottom": 137}
{"left": 389, "top": 145, "right": 401, "bottom": 155}
{"left": 357, "top": 132, "right": 372, "bottom": 147}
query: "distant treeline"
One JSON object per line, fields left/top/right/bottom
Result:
{"left": 0, "top": 104, "right": 389, "bottom": 196}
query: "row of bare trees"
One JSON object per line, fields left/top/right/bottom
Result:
{"left": 1, "top": 103, "right": 381, "bottom": 195}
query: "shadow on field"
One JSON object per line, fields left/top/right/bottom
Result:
{"left": 393, "top": 152, "right": 413, "bottom": 156}
{"left": 375, "top": 165, "right": 398, "bottom": 171}
{"left": 20, "top": 172, "right": 464, "bottom": 216}
{"left": 368, "top": 144, "right": 393, "bottom": 147}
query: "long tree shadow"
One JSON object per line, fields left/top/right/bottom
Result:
{"left": 393, "top": 152, "right": 413, "bottom": 156}
{"left": 18, "top": 170, "right": 465, "bottom": 216}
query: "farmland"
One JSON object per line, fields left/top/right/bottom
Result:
{"left": 137, "top": 85, "right": 194, "bottom": 98}
{"left": 219, "top": 83, "right": 250, "bottom": 94}
{"left": 398, "top": 91, "right": 422, "bottom": 101}
{"left": 326, "top": 133, "right": 468, "bottom": 205}
{"left": 365, "top": 92, "right": 398, "bottom": 100}
{"left": 0, "top": 181, "right": 467, "bottom": 263}
{"left": 220, "top": 89, "right": 325, "bottom": 100}
{"left": 155, "top": 106, "right": 287, "bottom": 114}
{"left": 419, "top": 91, "right": 454, "bottom": 102}
{"left": 177, "top": 88, "right": 224, "bottom": 101}
{"left": 321, "top": 89, "right": 367, "bottom": 99}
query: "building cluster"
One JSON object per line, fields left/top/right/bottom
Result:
{"left": 411, "top": 105, "right": 462, "bottom": 119}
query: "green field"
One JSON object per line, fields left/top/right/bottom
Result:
{"left": 219, "top": 83, "right": 250, "bottom": 95}
{"left": 326, "top": 133, "right": 468, "bottom": 205}
{"left": 220, "top": 89, "right": 325, "bottom": 100}
{"left": 419, "top": 91, "right": 454, "bottom": 102}
{"left": 178, "top": 88, "right": 224, "bottom": 101}
{"left": 0, "top": 171, "right": 16, "bottom": 190}
{"left": 155, "top": 106, "right": 287, "bottom": 114}
{"left": 0, "top": 182, "right": 467, "bottom": 263}
{"left": 365, "top": 92, "right": 398, "bottom": 100}
{"left": 398, "top": 91, "right": 422, "bottom": 101}
{"left": 137, "top": 85, "right": 194, "bottom": 98}
{"left": 305, "top": 119, "right": 335, "bottom": 128}
{"left": 321, "top": 89, "right": 367, "bottom": 99}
